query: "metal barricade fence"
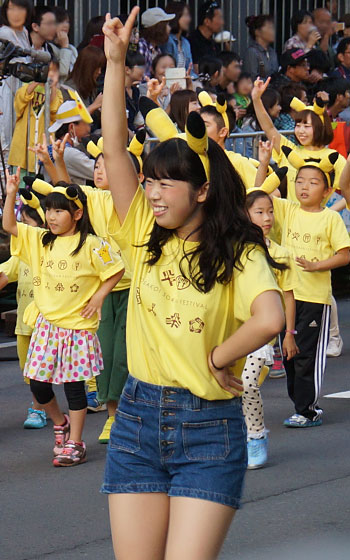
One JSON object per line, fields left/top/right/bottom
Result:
{"left": 145, "top": 129, "right": 295, "bottom": 159}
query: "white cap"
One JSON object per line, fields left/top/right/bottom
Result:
{"left": 48, "top": 96, "right": 92, "bottom": 133}
{"left": 214, "top": 31, "right": 236, "bottom": 43}
{"left": 141, "top": 7, "right": 175, "bottom": 28}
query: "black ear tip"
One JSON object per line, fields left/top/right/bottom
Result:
{"left": 281, "top": 145, "right": 291, "bottom": 156}
{"left": 216, "top": 92, "right": 226, "bottom": 105}
{"left": 315, "top": 96, "right": 325, "bottom": 108}
{"left": 66, "top": 185, "right": 78, "bottom": 198}
{"left": 23, "top": 176, "right": 35, "bottom": 187}
{"left": 136, "top": 128, "right": 146, "bottom": 143}
{"left": 277, "top": 166, "right": 288, "bottom": 179}
{"left": 20, "top": 188, "right": 31, "bottom": 200}
{"left": 186, "top": 111, "right": 206, "bottom": 139}
{"left": 139, "top": 96, "right": 158, "bottom": 117}
{"left": 329, "top": 151, "right": 339, "bottom": 164}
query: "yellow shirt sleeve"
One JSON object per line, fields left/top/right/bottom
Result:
{"left": 0, "top": 255, "right": 19, "bottom": 283}
{"left": 225, "top": 151, "right": 258, "bottom": 191}
{"left": 108, "top": 186, "right": 154, "bottom": 273}
{"left": 268, "top": 240, "right": 297, "bottom": 293}
{"left": 327, "top": 209, "right": 350, "bottom": 252}
{"left": 233, "top": 246, "right": 282, "bottom": 323}
{"left": 333, "top": 153, "right": 347, "bottom": 193}
{"left": 10, "top": 222, "right": 40, "bottom": 266}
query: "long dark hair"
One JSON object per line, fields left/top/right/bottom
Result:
{"left": 142, "top": 136, "right": 284, "bottom": 293}
{"left": 169, "top": 89, "right": 198, "bottom": 132}
{"left": 42, "top": 183, "right": 95, "bottom": 256}
{"left": 69, "top": 45, "right": 106, "bottom": 100}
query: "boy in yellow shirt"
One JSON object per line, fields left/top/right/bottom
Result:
{"left": 264, "top": 147, "right": 350, "bottom": 427}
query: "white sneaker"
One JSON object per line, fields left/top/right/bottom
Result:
{"left": 326, "top": 336, "right": 343, "bottom": 358}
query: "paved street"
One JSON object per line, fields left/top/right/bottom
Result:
{"left": 1, "top": 300, "right": 350, "bottom": 560}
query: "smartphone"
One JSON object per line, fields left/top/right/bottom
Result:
{"left": 165, "top": 67, "right": 186, "bottom": 90}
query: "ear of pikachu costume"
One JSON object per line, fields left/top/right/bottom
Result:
{"left": 139, "top": 96, "right": 210, "bottom": 181}
{"left": 281, "top": 145, "right": 338, "bottom": 189}
{"left": 19, "top": 189, "right": 45, "bottom": 223}
{"left": 196, "top": 91, "right": 261, "bottom": 191}
{"left": 86, "top": 129, "right": 147, "bottom": 174}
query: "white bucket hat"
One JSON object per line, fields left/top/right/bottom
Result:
{"left": 141, "top": 7, "right": 175, "bottom": 28}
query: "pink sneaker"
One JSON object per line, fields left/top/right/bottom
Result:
{"left": 53, "top": 414, "right": 70, "bottom": 456}
{"left": 53, "top": 440, "right": 87, "bottom": 467}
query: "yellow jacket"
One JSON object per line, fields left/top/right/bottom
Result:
{"left": 8, "top": 83, "right": 63, "bottom": 172}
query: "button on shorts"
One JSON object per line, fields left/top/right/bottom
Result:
{"left": 101, "top": 375, "right": 247, "bottom": 509}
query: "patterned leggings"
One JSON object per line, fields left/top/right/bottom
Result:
{"left": 242, "top": 355, "right": 266, "bottom": 439}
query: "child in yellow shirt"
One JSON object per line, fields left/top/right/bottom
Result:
{"left": 244, "top": 187, "right": 298, "bottom": 467}
{"left": 3, "top": 169, "right": 125, "bottom": 467}
{"left": 262, "top": 147, "right": 350, "bottom": 427}
{"left": 0, "top": 191, "right": 46, "bottom": 428}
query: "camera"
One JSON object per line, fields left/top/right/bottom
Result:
{"left": 0, "top": 38, "right": 51, "bottom": 84}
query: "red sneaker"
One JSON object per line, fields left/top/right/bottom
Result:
{"left": 53, "top": 414, "right": 70, "bottom": 456}
{"left": 53, "top": 440, "right": 86, "bottom": 467}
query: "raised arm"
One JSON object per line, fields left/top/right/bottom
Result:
{"left": 102, "top": 9, "right": 140, "bottom": 223}
{"left": 3, "top": 167, "right": 21, "bottom": 237}
{"left": 251, "top": 77, "right": 282, "bottom": 153}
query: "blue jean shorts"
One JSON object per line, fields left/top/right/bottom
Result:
{"left": 101, "top": 375, "right": 247, "bottom": 508}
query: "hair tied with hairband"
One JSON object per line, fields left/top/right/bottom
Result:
{"left": 32, "top": 179, "right": 84, "bottom": 210}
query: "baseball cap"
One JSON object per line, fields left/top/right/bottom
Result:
{"left": 48, "top": 91, "right": 93, "bottom": 133}
{"left": 281, "top": 48, "right": 309, "bottom": 70}
{"left": 141, "top": 7, "right": 175, "bottom": 28}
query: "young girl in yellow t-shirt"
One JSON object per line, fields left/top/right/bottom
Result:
{"left": 3, "top": 169, "right": 125, "bottom": 468}
{"left": 0, "top": 191, "right": 47, "bottom": 429}
{"left": 260, "top": 145, "right": 350, "bottom": 428}
{"left": 244, "top": 186, "right": 298, "bottom": 469}
{"left": 251, "top": 77, "right": 347, "bottom": 206}
{"left": 100, "top": 10, "right": 285, "bottom": 560}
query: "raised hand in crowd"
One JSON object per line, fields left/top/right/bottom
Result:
{"left": 55, "top": 29, "right": 69, "bottom": 49}
{"left": 146, "top": 76, "right": 166, "bottom": 103}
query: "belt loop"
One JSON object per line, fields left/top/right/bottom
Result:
{"left": 129, "top": 377, "right": 138, "bottom": 402}
{"left": 192, "top": 395, "right": 201, "bottom": 411}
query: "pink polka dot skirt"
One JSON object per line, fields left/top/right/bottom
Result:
{"left": 23, "top": 315, "right": 104, "bottom": 384}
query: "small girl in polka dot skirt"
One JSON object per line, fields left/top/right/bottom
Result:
{"left": 244, "top": 186, "right": 299, "bottom": 470}
{"left": 3, "top": 169, "right": 125, "bottom": 467}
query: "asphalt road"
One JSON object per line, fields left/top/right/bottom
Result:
{"left": 1, "top": 300, "right": 350, "bottom": 560}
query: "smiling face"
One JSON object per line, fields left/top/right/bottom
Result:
{"left": 247, "top": 195, "right": 274, "bottom": 236}
{"left": 295, "top": 166, "right": 331, "bottom": 208}
{"left": 94, "top": 154, "right": 109, "bottom": 189}
{"left": 294, "top": 113, "right": 314, "bottom": 146}
{"left": 45, "top": 207, "right": 82, "bottom": 236}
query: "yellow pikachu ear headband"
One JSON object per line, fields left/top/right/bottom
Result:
{"left": 127, "top": 129, "right": 147, "bottom": 173}
{"left": 290, "top": 95, "right": 326, "bottom": 124}
{"left": 32, "top": 179, "right": 84, "bottom": 210}
{"left": 86, "top": 136, "right": 104, "bottom": 159}
{"left": 246, "top": 166, "right": 288, "bottom": 195}
{"left": 197, "top": 91, "right": 230, "bottom": 131}
{"left": 281, "top": 145, "right": 338, "bottom": 187}
{"left": 139, "top": 96, "right": 210, "bottom": 182}
{"left": 19, "top": 189, "right": 45, "bottom": 223}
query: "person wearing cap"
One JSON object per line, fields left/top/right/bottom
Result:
{"left": 270, "top": 48, "right": 310, "bottom": 90}
{"left": 161, "top": 1, "right": 193, "bottom": 71}
{"left": 138, "top": 7, "right": 175, "bottom": 77}
{"left": 189, "top": 0, "right": 223, "bottom": 73}
{"left": 47, "top": 92, "right": 94, "bottom": 185}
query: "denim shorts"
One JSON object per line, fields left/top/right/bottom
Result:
{"left": 101, "top": 375, "right": 247, "bottom": 509}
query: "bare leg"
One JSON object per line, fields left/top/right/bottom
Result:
{"left": 165, "top": 497, "right": 236, "bottom": 560}
{"left": 109, "top": 493, "right": 170, "bottom": 560}
{"left": 41, "top": 396, "right": 65, "bottom": 426}
{"left": 69, "top": 408, "right": 87, "bottom": 442}
{"left": 107, "top": 400, "right": 118, "bottom": 417}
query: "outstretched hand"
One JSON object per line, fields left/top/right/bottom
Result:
{"left": 259, "top": 139, "right": 273, "bottom": 166}
{"left": 51, "top": 132, "right": 69, "bottom": 161}
{"left": 252, "top": 76, "right": 271, "bottom": 102}
{"left": 29, "top": 132, "right": 50, "bottom": 165}
{"left": 103, "top": 7, "right": 140, "bottom": 63}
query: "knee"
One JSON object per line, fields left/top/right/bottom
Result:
{"left": 64, "top": 382, "right": 87, "bottom": 411}
{"left": 30, "top": 379, "right": 55, "bottom": 405}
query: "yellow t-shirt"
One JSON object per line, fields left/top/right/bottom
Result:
{"left": 273, "top": 198, "right": 350, "bottom": 305}
{"left": 225, "top": 151, "right": 258, "bottom": 191}
{"left": 11, "top": 223, "right": 125, "bottom": 332}
{"left": 80, "top": 185, "right": 131, "bottom": 292}
{"left": 108, "top": 186, "right": 281, "bottom": 401}
{"left": 0, "top": 256, "right": 33, "bottom": 336}
{"left": 268, "top": 239, "right": 297, "bottom": 293}
{"left": 273, "top": 135, "right": 346, "bottom": 203}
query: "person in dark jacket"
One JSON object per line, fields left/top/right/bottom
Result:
{"left": 243, "top": 15, "right": 279, "bottom": 80}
